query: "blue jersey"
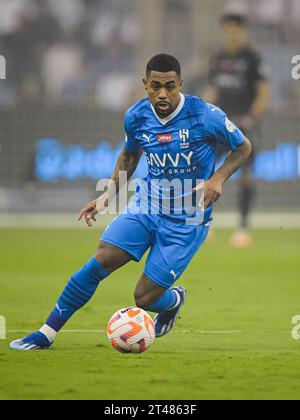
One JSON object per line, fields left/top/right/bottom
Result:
{"left": 124, "top": 93, "right": 245, "bottom": 223}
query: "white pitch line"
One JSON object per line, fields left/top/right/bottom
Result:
{"left": 175, "top": 330, "right": 242, "bottom": 334}
{"left": 6, "top": 329, "right": 242, "bottom": 335}
{"left": 6, "top": 330, "right": 106, "bottom": 334}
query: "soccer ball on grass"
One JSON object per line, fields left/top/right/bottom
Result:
{"left": 107, "top": 307, "right": 155, "bottom": 354}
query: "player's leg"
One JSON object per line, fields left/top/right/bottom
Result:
{"left": 230, "top": 165, "right": 255, "bottom": 248}
{"left": 10, "top": 243, "right": 132, "bottom": 351}
{"left": 134, "top": 273, "right": 180, "bottom": 312}
{"left": 134, "top": 273, "right": 185, "bottom": 338}
{"left": 42, "top": 242, "right": 132, "bottom": 336}
{"left": 231, "top": 129, "right": 256, "bottom": 248}
{"left": 139, "top": 219, "right": 210, "bottom": 338}
{"left": 239, "top": 166, "right": 255, "bottom": 229}
{"left": 10, "top": 211, "right": 152, "bottom": 351}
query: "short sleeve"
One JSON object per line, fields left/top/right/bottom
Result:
{"left": 205, "top": 104, "right": 245, "bottom": 151}
{"left": 124, "top": 110, "right": 141, "bottom": 153}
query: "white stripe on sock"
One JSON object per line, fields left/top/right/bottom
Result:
{"left": 39, "top": 324, "right": 57, "bottom": 343}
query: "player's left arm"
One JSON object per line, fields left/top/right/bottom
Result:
{"left": 198, "top": 105, "right": 253, "bottom": 209}
{"left": 202, "top": 137, "right": 252, "bottom": 209}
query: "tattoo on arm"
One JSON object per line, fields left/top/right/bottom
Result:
{"left": 110, "top": 148, "right": 142, "bottom": 194}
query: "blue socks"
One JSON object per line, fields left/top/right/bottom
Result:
{"left": 46, "top": 257, "right": 109, "bottom": 332}
{"left": 45, "top": 256, "right": 178, "bottom": 333}
{"left": 146, "top": 288, "right": 179, "bottom": 313}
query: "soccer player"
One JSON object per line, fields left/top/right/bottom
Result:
{"left": 204, "top": 14, "right": 271, "bottom": 247}
{"left": 11, "top": 54, "right": 252, "bottom": 350}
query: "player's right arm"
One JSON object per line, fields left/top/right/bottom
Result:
{"left": 78, "top": 110, "right": 142, "bottom": 227}
{"left": 78, "top": 148, "right": 142, "bottom": 227}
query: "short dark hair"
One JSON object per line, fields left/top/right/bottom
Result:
{"left": 146, "top": 54, "right": 181, "bottom": 77}
{"left": 221, "top": 13, "right": 248, "bottom": 27}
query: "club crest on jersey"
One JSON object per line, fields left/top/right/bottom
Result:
{"left": 157, "top": 134, "right": 173, "bottom": 143}
{"left": 179, "top": 129, "right": 190, "bottom": 142}
{"left": 179, "top": 129, "right": 190, "bottom": 149}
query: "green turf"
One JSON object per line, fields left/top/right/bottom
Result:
{"left": 1, "top": 227, "right": 300, "bottom": 400}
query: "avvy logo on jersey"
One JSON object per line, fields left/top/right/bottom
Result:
{"left": 145, "top": 151, "right": 195, "bottom": 175}
{"left": 157, "top": 134, "right": 173, "bottom": 143}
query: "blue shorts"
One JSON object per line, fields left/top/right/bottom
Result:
{"left": 100, "top": 209, "right": 210, "bottom": 289}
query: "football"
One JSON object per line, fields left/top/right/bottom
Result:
{"left": 107, "top": 307, "right": 155, "bottom": 354}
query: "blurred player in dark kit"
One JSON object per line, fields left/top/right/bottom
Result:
{"left": 205, "top": 14, "right": 271, "bottom": 247}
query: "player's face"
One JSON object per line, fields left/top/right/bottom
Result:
{"left": 143, "top": 71, "right": 183, "bottom": 118}
{"left": 223, "top": 23, "right": 248, "bottom": 52}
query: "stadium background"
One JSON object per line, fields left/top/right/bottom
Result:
{"left": 1, "top": 0, "right": 300, "bottom": 402}
{"left": 0, "top": 0, "right": 299, "bottom": 225}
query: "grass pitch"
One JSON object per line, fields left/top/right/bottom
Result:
{"left": 0, "top": 227, "right": 300, "bottom": 400}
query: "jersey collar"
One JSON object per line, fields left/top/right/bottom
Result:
{"left": 150, "top": 93, "right": 185, "bottom": 126}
